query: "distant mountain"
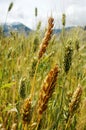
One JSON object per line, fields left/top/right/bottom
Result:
{"left": 0, "top": 22, "right": 77, "bottom": 36}
{"left": 53, "top": 26, "right": 75, "bottom": 34}
{"left": 1, "top": 22, "right": 32, "bottom": 36}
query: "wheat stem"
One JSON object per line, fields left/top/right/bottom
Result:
{"left": 65, "top": 115, "right": 71, "bottom": 130}
{"left": 30, "top": 59, "right": 40, "bottom": 100}
{"left": 24, "top": 123, "right": 28, "bottom": 130}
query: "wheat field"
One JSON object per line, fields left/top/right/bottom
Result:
{"left": 0, "top": 12, "right": 86, "bottom": 130}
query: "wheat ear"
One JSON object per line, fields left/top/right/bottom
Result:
{"left": 30, "top": 17, "right": 54, "bottom": 100}
{"left": 65, "top": 85, "right": 82, "bottom": 130}
{"left": 36, "top": 65, "right": 59, "bottom": 129}
{"left": 21, "top": 97, "right": 32, "bottom": 130}
{"left": 38, "top": 17, "right": 54, "bottom": 59}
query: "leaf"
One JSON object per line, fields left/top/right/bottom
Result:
{"left": 0, "top": 69, "right": 2, "bottom": 79}
{"left": 0, "top": 82, "right": 16, "bottom": 89}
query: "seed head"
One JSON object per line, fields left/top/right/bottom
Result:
{"left": 37, "top": 65, "right": 59, "bottom": 120}
{"left": 69, "top": 85, "right": 82, "bottom": 114}
{"left": 62, "top": 13, "right": 66, "bottom": 26}
{"left": 11, "top": 123, "right": 17, "bottom": 130}
{"left": 35, "top": 7, "right": 38, "bottom": 17}
{"left": 75, "top": 39, "right": 79, "bottom": 51}
{"left": 21, "top": 97, "right": 32, "bottom": 125}
{"left": 8, "top": 2, "right": 13, "bottom": 12}
{"left": 64, "top": 40, "right": 73, "bottom": 74}
{"left": 38, "top": 17, "right": 54, "bottom": 59}
{"left": 19, "top": 77, "right": 26, "bottom": 99}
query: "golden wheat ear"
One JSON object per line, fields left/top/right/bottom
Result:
{"left": 38, "top": 17, "right": 54, "bottom": 59}
{"left": 65, "top": 85, "right": 82, "bottom": 130}
{"left": 69, "top": 85, "right": 82, "bottom": 115}
{"left": 11, "top": 123, "right": 17, "bottom": 130}
{"left": 37, "top": 65, "right": 59, "bottom": 123}
{"left": 30, "top": 17, "right": 54, "bottom": 101}
{"left": 21, "top": 97, "right": 32, "bottom": 129}
{"left": 76, "top": 98, "right": 86, "bottom": 130}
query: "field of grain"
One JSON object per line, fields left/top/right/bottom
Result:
{"left": 0, "top": 7, "right": 86, "bottom": 130}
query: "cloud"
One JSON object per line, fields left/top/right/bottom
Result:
{"left": 0, "top": 0, "right": 86, "bottom": 28}
{"left": 0, "top": 0, "right": 12, "bottom": 3}
{"left": 66, "top": 3, "right": 86, "bottom": 26}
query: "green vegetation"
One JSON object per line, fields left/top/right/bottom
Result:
{"left": 0, "top": 14, "right": 86, "bottom": 130}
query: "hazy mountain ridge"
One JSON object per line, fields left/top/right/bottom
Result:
{"left": 0, "top": 22, "right": 85, "bottom": 36}
{"left": 1, "top": 22, "right": 32, "bottom": 36}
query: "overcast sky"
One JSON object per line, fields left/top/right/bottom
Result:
{"left": 0, "top": 0, "right": 86, "bottom": 29}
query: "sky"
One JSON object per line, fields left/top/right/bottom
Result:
{"left": 0, "top": 0, "right": 86, "bottom": 29}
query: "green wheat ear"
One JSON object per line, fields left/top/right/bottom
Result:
{"left": 19, "top": 77, "right": 26, "bottom": 99}
{"left": 5, "top": 2, "right": 14, "bottom": 24}
{"left": 62, "top": 13, "right": 66, "bottom": 26}
{"left": 63, "top": 40, "right": 73, "bottom": 74}
{"left": 8, "top": 2, "right": 13, "bottom": 12}
{"left": 35, "top": 7, "right": 38, "bottom": 17}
